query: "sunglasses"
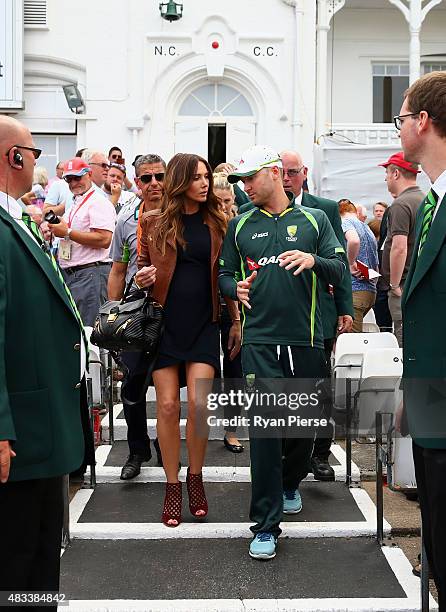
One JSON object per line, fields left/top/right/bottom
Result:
{"left": 138, "top": 173, "right": 165, "bottom": 184}
{"left": 110, "top": 154, "right": 122, "bottom": 160}
{"left": 7, "top": 145, "right": 42, "bottom": 160}
{"left": 90, "top": 162, "right": 110, "bottom": 170}
{"left": 64, "top": 174, "right": 85, "bottom": 184}
{"left": 109, "top": 162, "right": 126, "bottom": 174}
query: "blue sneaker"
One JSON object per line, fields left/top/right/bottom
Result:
{"left": 283, "top": 488, "right": 302, "bottom": 514}
{"left": 249, "top": 532, "right": 277, "bottom": 559}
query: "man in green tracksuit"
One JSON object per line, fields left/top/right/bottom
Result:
{"left": 219, "top": 145, "right": 345, "bottom": 560}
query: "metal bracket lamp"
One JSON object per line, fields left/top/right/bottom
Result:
{"left": 159, "top": 0, "right": 183, "bottom": 22}
{"left": 62, "top": 84, "right": 85, "bottom": 114}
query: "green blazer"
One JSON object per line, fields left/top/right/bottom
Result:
{"left": 402, "top": 193, "right": 446, "bottom": 449}
{"left": 0, "top": 205, "right": 84, "bottom": 481}
{"left": 302, "top": 192, "right": 353, "bottom": 339}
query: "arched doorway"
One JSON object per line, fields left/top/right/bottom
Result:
{"left": 175, "top": 83, "right": 256, "bottom": 168}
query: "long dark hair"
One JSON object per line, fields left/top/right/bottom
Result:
{"left": 154, "top": 153, "right": 227, "bottom": 254}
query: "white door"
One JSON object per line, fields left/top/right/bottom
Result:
{"left": 226, "top": 120, "right": 256, "bottom": 164}
{"left": 174, "top": 120, "right": 208, "bottom": 157}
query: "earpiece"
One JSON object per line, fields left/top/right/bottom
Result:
{"left": 13, "top": 151, "right": 23, "bottom": 168}
{"left": 8, "top": 148, "right": 23, "bottom": 169}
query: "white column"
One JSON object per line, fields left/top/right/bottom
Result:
{"left": 389, "top": 0, "right": 443, "bottom": 84}
{"left": 316, "top": 0, "right": 345, "bottom": 139}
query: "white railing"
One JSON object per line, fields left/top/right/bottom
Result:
{"left": 329, "top": 123, "right": 400, "bottom": 146}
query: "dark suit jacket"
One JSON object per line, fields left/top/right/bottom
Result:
{"left": 302, "top": 192, "right": 353, "bottom": 339}
{"left": 402, "top": 193, "right": 446, "bottom": 448}
{"left": 0, "top": 205, "right": 84, "bottom": 481}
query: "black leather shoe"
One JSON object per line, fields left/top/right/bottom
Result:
{"left": 311, "top": 456, "right": 335, "bottom": 481}
{"left": 152, "top": 439, "right": 181, "bottom": 471}
{"left": 153, "top": 438, "right": 163, "bottom": 466}
{"left": 223, "top": 436, "right": 244, "bottom": 454}
{"left": 120, "top": 454, "right": 150, "bottom": 480}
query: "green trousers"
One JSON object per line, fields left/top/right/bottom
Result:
{"left": 242, "top": 343, "right": 329, "bottom": 537}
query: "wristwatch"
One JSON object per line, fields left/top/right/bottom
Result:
{"left": 390, "top": 283, "right": 399, "bottom": 290}
{"left": 64, "top": 228, "right": 72, "bottom": 240}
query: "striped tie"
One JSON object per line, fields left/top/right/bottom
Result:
{"left": 418, "top": 189, "right": 439, "bottom": 254}
{"left": 21, "top": 213, "right": 89, "bottom": 357}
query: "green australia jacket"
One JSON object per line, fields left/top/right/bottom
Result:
{"left": 219, "top": 202, "right": 346, "bottom": 349}
{"left": 0, "top": 204, "right": 84, "bottom": 481}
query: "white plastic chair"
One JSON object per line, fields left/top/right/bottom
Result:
{"left": 362, "top": 322, "right": 381, "bottom": 333}
{"left": 363, "top": 309, "right": 377, "bottom": 324}
{"left": 353, "top": 347, "right": 403, "bottom": 436}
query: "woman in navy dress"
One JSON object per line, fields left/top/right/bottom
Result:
{"left": 137, "top": 154, "right": 240, "bottom": 527}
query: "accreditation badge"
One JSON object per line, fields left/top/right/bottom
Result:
{"left": 59, "top": 239, "right": 72, "bottom": 260}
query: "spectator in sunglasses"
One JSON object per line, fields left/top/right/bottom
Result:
{"left": 81, "top": 149, "right": 110, "bottom": 189}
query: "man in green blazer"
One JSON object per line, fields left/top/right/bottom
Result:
{"left": 398, "top": 71, "right": 446, "bottom": 607}
{"left": 0, "top": 116, "right": 84, "bottom": 598}
{"left": 281, "top": 151, "right": 353, "bottom": 480}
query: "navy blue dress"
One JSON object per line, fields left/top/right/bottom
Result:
{"left": 153, "top": 210, "right": 220, "bottom": 382}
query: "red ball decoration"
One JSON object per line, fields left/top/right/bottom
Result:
{"left": 212, "top": 41, "right": 219, "bottom": 49}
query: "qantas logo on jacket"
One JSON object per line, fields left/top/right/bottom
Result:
{"left": 246, "top": 255, "right": 280, "bottom": 270}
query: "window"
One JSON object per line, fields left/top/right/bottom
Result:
{"left": 24, "top": 0, "right": 47, "bottom": 27}
{"left": 32, "top": 135, "right": 77, "bottom": 177}
{"left": 423, "top": 63, "right": 446, "bottom": 74}
{"left": 372, "top": 63, "right": 409, "bottom": 123}
{"left": 179, "top": 84, "right": 253, "bottom": 117}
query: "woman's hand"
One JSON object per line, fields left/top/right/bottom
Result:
{"left": 135, "top": 265, "right": 157, "bottom": 288}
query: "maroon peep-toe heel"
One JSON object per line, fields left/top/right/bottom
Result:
{"left": 162, "top": 482, "right": 182, "bottom": 527}
{"left": 186, "top": 469, "right": 208, "bottom": 518}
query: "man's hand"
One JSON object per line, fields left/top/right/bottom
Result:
{"left": 48, "top": 218, "right": 69, "bottom": 239}
{"left": 237, "top": 271, "right": 257, "bottom": 310}
{"left": 228, "top": 321, "right": 241, "bottom": 360}
{"left": 390, "top": 286, "right": 402, "bottom": 298}
{"left": 135, "top": 265, "right": 157, "bottom": 288}
{"left": 110, "top": 183, "right": 122, "bottom": 205}
{"left": 349, "top": 262, "right": 364, "bottom": 279}
{"left": 337, "top": 315, "right": 353, "bottom": 334}
{"left": 278, "top": 250, "right": 315, "bottom": 276}
{"left": 0, "top": 441, "right": 16, "bottom": 484}
{"left": 217, "top": 163, "right": 234, "bottom": 176}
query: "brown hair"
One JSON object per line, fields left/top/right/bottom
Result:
{"left": 368, "top": 219, "right": 381, "bottom": 240}
{"left": 154, "top": 153, "right": 227, "bottom": 254}
{"left": 387, "top": 164, "right": 418, "bottom": 180}
{"left": 338, "top": 199, "right": 357, "bottom": 215}
{"left": 405, "top": 71, "right": 446, "bottom": 139}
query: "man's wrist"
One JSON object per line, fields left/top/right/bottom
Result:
{"left": 390, "top": 282, "right": 400, "bottom": 289}
{"left": 64, "top": 227, "right": 72, "bottom": 240}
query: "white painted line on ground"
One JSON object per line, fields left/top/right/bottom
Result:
{"left": 350, "top": 487, "right": 391, "bottom": 532}
{"left": 330, "top": 442, "right": 361, "bottom": 481}
{"left": 70, "top": 520, "right": 388, "bottom": 540}
{"left": 382, "top": 545, "right": 438, "bottom": 608}
{"left": 91, "top": 465, "right": 251, "bottom": 483}
{"left": 64, "top": 597, "right": 430, "bottom": 612}
{"left": 69, "top": 489, "right": 94, "bottom": 524}
{"left": 90, "top": 444, "right": 112, "bottom": 469}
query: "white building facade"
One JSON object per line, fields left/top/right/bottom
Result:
{"left": 1, "top": 0, "right": 445, "bottom": 205}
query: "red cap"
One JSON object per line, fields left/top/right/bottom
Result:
{"left": 378, "top": 152, "right": 420, "bottom": 174}
{"left": 63, "top": 158, "right": 91, "bottom": 178}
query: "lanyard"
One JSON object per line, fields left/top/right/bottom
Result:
{"left": 68, "top": 189, "right": 95, "bottom": 228}
{"left": 136, "top": 200, "right": 145, "bottom": 256}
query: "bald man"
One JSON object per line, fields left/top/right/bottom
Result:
{"left": 281, "top": 150, "right": 354, "bottom": 481}
{"left": 0, "top": 115, "right": 84, "bottom": 600}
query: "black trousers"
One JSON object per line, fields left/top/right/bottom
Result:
{"left": 219, "top": 305, "right": 243, "bottom": 433}
{"left": 413, "top": 442, "right": 446, "bottom": 611}
{"left": 373, "top": 288, "right": 393, "bottom": 331}
{"left": 120, "top": 351, "right": 152, "bottom": 458}
{"left": 0, "top": 476, "right": 63, "bottom": 610}
{"left": 312, "top": 337, "right": 335, "bottom": 459}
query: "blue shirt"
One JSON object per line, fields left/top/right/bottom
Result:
{"left": 341, "top": 216, "right": 379, "bottom": 292}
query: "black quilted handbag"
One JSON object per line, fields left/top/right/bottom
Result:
{"left": 91, "top": 276, "right": 163, "bottom": 354}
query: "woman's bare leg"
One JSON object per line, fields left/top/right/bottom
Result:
{"left": 185, "top": 362, "right": 215, "bottom": 474}
{"left": 152, "top": 365, "right": 181, "bottom": 484}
